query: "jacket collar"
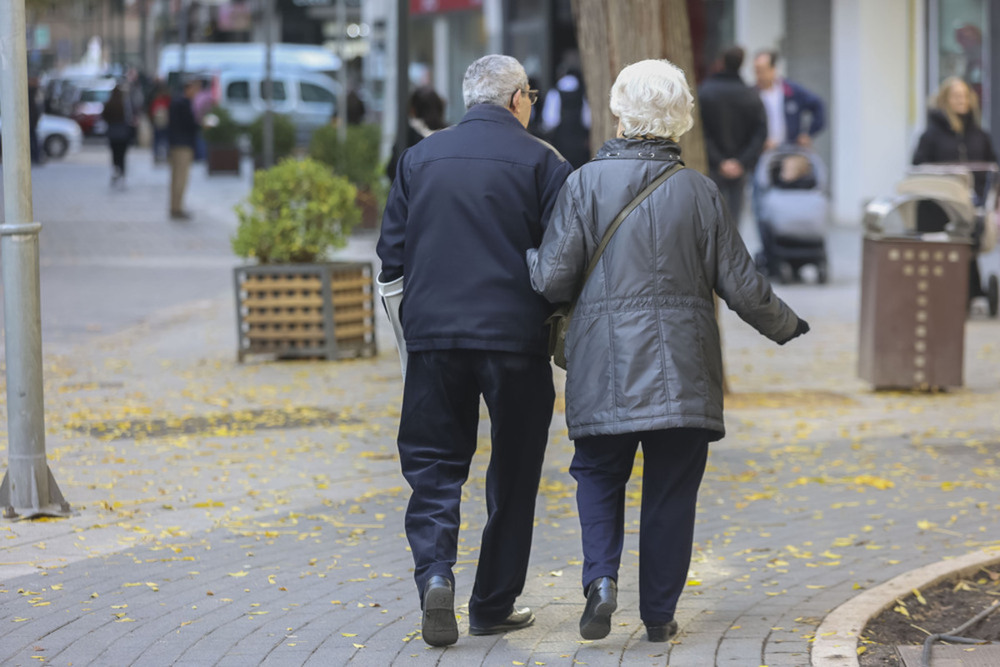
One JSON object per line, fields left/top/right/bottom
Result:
{"left": 594, "top": 137, "right": 683, "bottom": 162}
{"left": 459, "top": 103, "right": 523, "bottom": 129}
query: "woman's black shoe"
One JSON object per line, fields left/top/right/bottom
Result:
{"left": 579, "top": 576, "right": 617, "bottom": 640}
{"left": 645, "top": 619, "right": 679, "bottom": 642}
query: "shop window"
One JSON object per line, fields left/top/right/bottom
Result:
{"left": 928, "top": 0, "right": 989, "bottom": 121}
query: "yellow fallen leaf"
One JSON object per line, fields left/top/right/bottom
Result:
{"left": 352, "top": 643, "right": 365, "bottom": 649}
{"left": 913, "top": 589, "right": 927, "bottom": 605}
{"left": 342, "top": 633, "right": 357, "bottom": 637}
{"left": 228, "top": 571, "right": 248, "bottom": 578}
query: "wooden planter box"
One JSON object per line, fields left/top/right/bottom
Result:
{"left": 234, "top": 262, "right": 377, "bottom": 362}
{"left": 206, "top": 144, "right": 241, "bottom": 175}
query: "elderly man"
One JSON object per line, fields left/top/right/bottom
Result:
{"left": 376, "top": 55, "right": 572, "bottom": 647}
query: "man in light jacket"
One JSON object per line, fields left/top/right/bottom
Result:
{"left": 376, "top": 54, "right": 572, "bottom": 647}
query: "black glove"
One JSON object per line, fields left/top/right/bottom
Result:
{"left": 779, "top": 318, "right": 810, "bottom": 345}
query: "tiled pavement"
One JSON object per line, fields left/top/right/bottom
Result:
{"left": 1, "top": 145, "right": 999, "bottom": 666}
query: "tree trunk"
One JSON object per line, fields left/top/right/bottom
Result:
{"left": 571, "top": 0, "right": 727, "bottom": 392}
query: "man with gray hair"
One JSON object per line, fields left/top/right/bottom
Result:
{"left": 377, "top": 54, "right": 572, "bottom": 646}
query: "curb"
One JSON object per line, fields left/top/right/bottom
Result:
{"left": 811, "top": 547, "right": 1000, "bottom": 666}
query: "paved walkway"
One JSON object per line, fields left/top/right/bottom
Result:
{"left": 1, "top": 146, "right": 1000, "bottom": 666}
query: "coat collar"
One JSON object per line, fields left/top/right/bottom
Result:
{"left": 594, "top": 137, "right": 683, "bottom": 162}
{"left": 459, "top": 103, "right": 523, "bottom": 129}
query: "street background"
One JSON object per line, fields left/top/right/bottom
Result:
{"left": 0, "top": 143, "right": 999, "bottom": 665}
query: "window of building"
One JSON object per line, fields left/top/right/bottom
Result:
{"left": 928, "top": 0, "right": 989, "bottom": 124}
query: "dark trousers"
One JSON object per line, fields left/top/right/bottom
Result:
{"left": 571, "top": 428, "right": 710, "bottom": 625}
{"left": 397, "top": 349, "right": 554, "bottom": 627}
{"left": 110, "top": 140, "right": 129, "bottom": 176}
{"left": 710, "top": 173, "right": 746, "bottom": 226}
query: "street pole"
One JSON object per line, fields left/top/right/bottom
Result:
{"left": 178, "top": 0, "right": 188, "bottom": 85}
{"left": 337, "top": 0, "right": 347, "bottom": 143}
{"left": 395, "top": 0, "right": 408, "bottom": 165}
{"left": 0, "top": 0, "right": 70, "bottom": 520}
{"left": 262, "top": 0, "right": 274, "bottom": 168}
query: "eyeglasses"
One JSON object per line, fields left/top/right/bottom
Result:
{"left": 511, "top": 88, "right": 539, "bottom": 106}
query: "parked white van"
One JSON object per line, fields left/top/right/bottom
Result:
{"left": 158, "top": 44, "right": 341, "bottom": 139}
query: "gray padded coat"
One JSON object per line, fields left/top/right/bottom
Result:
{"left": 527, "top": 138, "right": 800, "bottom": 440}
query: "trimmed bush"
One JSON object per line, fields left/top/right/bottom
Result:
{"left": 248, "top": 113, "right": 297, "bottom": 162}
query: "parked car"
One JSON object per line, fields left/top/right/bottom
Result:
{"left": 70, "top": 79, "right": 116, "bottom": 135}
{"left": 0, "top": 113, "right": 83, "bottom": 159}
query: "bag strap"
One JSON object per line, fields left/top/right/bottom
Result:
{"left": 574, "top": 162, "right": 684, "bottom": 302}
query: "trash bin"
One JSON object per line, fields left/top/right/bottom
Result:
{"left": 858, "top": 167, "right": 977, "bottom": 390}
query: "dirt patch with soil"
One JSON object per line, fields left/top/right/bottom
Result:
{"left": 859, "top": 566, "right": 1000, "bottom": 666}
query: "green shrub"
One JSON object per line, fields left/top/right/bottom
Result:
{"left": 308, "top": 123, "right": 383, "bottom": 189}
{"left": 202, "top": 105, "right": 242, "bottom": 145}
{"left": 248, "top": 113, "right": 297, "bottom": 161}
{"left": 232, "top": 158, "right": 360, "bottom": 264}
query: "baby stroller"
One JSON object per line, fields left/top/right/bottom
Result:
{"left": 880, "top": 163, "right": 999, "bottom": 317}
{"left": 753, "top": 147, "right": 830, "bottom": 284}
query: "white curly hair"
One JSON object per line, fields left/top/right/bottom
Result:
{"left": 609, "top": 59, "right": 694, "bottom": 140}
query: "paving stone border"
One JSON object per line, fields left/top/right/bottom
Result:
{"left": 811, "top": 547, "right": 1000, "bottom": 666}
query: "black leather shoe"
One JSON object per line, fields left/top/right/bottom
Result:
{"left": 421, "top": 575, "right": 458, "bottom": 647}
{"left": 468, "top": 607, "right": 535, "bottom": 636}
{"left": 579, "top": 576, "right": 617, "bottom": 640}
{"left": 646, "top": 619, "right": 679, "bottom": 642}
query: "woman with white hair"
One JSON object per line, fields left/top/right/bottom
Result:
{"left": 528, "top": 59, "right": 809, "bottom": 643}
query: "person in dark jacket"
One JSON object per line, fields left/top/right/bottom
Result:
{"left": 376, "top": 54, "right": 572, "bottom": 647}
{"left": 541, "top": 58, "right": 591, "bottom": 169}
{"left": 698, "top": 46, "right": 767, "bottom": 225}
{"left": 28, "top": 77, "right": 42, "bottom": 164}
{"left": 385, "top": 86, "right": 446, "bottom": 182}
{"left": 167, "top": 77, "right": 201, "bottom": 220}
{"left": 913, "top": 76, "right": 998, "bottom": 303}
{"left": 102, "top": 84, "right": 135, "bottom": 188}
{"left": 528, "top": 59, "right": 808, "bottom": 645}
{"left": 754, "top": 50, "right": 826, "bottom": 150}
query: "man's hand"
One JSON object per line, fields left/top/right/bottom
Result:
{"left": 796, "top": 133, "right": 812, "bottom": 148}
{"left": 719, "top": 158, "right": 744, "bottom": 180}
{"left": 763, "top": 139, "right": 778, "bottom": 151}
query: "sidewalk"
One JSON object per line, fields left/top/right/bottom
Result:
{"left": 1, "top": 147, "right": 1000, "bottom": 666}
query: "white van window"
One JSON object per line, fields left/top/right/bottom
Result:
{"left": 300, "top": 82, "right": 335, "bottom": 104}
{"left": 227, "top": 81, "right": 250, "bottom": 103}
{"left": 260, "top": 81, "right": 287, "bottom": 102}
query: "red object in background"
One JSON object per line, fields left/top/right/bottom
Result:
{"left": 410, "top": 0, "right": 482, "bottom": 15}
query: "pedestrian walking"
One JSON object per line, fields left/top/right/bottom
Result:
{"left": 376, "top": 54, "right": 572, "bottom": 647}
{"left": 148, "top": 82, "right": 171, "bottom": 164}
{"left": 385, "top": 86, "right": 447, "bottom": 182}
{"left": 102, "top": 84, "right": 135, "bottom": 189}
{"left": 912, "top": 76, "right": 998, "bottom": 306}
{"left": 168, "top": 78, "right": 201, "bottom": 220}
{"left": 698, "top": 46, "right": 767, "bottom": 225}
{"left": 753, "top": 50, "right": 825, "bottom": 151}
{"left": 528, "top": 59, "right": 809, "bottom": 644}
{"left": 541, "top": 55, "right": 592, "bottom": 169}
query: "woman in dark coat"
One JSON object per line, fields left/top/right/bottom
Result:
{"left": 913, "top": 77, "right": 998, "bottom": 303}
{"left": 528, "top": 59, "right": 809, "bottom": 644}
{"left": 386, "top": 86, "right": 446, "bottom": 182}
{"left": 101, "top": 84, "right": 134, "bottom": 188}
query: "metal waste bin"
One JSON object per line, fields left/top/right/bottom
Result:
{"left": 858, "top": 167, "right": 977, "bottom": 390}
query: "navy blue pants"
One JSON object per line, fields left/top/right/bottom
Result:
{"left": 397, "top": 349, "right": 554, "bottom": 627}
{"left": 571, "top": 428, "right": 710, "bottom": 625}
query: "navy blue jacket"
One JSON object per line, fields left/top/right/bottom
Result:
{"left": 776, "top": 79, "right": 825, "bottom": 143}
{"left": 167, "top": 95, "right": 199, "bottom": 148}
{"left": 377, "top": 103, "right": 572, "bottom": 356}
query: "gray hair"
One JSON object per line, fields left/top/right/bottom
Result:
{"left": 610, "top": 59, "right": 694, "bottom": 140}
{"left": 462, "top": 54, "right": 528, "bottom": 110}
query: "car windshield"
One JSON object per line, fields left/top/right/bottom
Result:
{"left": 80, "top": 89, "right": 112, "bottom": 103}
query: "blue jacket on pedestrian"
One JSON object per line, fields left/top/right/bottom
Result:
{"left": 779, "top": 79, "right": 825, "bottom": 143}
{"left": 167, "top": 95, "right": 199, "bottom": 149}
{"left": 377, "top": 103, "right": 573, "bottom": 356}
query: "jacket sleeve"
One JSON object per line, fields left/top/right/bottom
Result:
{"left": 703, "top": 184, "right": 799, "bottom": 342}
{"left": 375, "top": 149, "right": 410, "bottom": 282}
{"left": 912, "top": 130, "right": 934, "bottom": 165}
{"left": 538, "top": 151, "right": 574, "bottom": 230}
{"left": 738, "top": 95, "right": 768, "bottom": 170}
{"left": 795, "top": 83, "right": 826, "bottom": 137}
{"left": 528, "top": 177, "right": 590, "bottom": 304}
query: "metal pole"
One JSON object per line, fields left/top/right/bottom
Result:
{"left": 0, "top": 0, "right": 69, "bottom": 520}
{"left": 178, "top": 0, "right": 188, "bottom": 85}
{"left": 395, "top": 0, "right": 409, "bottom": 163}
{"left": 263, "top": 0, "right": 274, "bottom": 168}
{"left": 337, "top": 0, "right": 348, "bottom": 143}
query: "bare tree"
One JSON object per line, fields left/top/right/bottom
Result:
{"left": 571, "top": 0, "right": 707, "bottom": 174}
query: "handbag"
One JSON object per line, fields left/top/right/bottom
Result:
{"left": 546, "top": 162, "right": 683, "bottom": 369}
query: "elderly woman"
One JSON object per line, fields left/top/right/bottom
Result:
{"left": 527, "top": 59, "right": 808, "bottom": 643}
